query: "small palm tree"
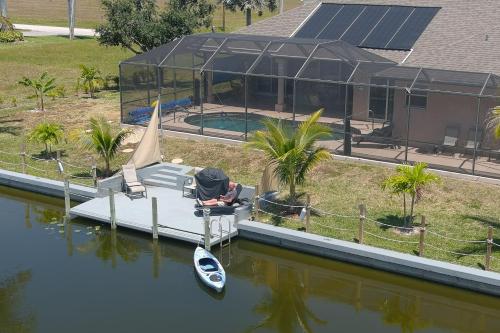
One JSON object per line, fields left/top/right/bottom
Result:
{"left": 78, "top": 65, "right": 104, "bottom": 98}
{"left": 28, "top": 122, "right": 64, "bottom": 157}
{"left": 83, "top": 117, "right": 131, "bottom": 177}
{"left": 382, "top": 162, "right": 440, "bottom": 227}
{"left": 487, "top": 106, "right": 500, "bottom": 139}
{"left": 246, "top": 110, "right": 332, "bottom": 201}
{"left": 18, "top": 72, "right": 57, "bottom": 111}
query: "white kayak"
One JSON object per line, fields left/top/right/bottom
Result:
{"left": 194, "top": 246, "right": 226, "bottom": 293}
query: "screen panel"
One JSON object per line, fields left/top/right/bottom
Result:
{"left": 386, "top": 7, "right": 440, "bottom": 50}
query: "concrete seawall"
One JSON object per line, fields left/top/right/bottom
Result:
{"left": 238, "top": 220, "right": 500, "bottom": 296}
{"left": 0, "top": 169, "right": 96, "bottom": 202}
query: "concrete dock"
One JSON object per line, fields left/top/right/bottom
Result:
{"left": 70, "top": 186, "right": 239, "bottom": 246}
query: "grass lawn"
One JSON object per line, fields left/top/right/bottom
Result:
{"left": 0, "top": 33, "right": 499, "bottom": 273}
{"left": 10, "top": 1, "right": 303, "bottom": 32}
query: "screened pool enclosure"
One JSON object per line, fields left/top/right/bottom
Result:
{"left": 120, "top": 33, "right": 500, "bottom": 178}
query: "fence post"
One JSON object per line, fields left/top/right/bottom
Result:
{"left": 109, "top": 188, "right": 117, "bottom": 229}
{"left": 486, "top": 226, "right": 493, "bottom": 271}
{"left": 254, "top": 184, "right": 260, "bottom": 221}
{"left": 56, "top": 150, "right": 62, "bottom": 180}
{"left": 358, "top": 203, "right": 366, "bottom": 244}
{"left": 20, "top": 143, "right": 26, "bottom": 174}
{"left": 203, "top": 208, "right": 211, "bottom": 251}
{"left": 64, "top": 178, "right": 71, "bottom": 223}
{"left": 305, "top": 194, "right": 311, "bottom": 233}
{"left": 152, "top": 197, "right": 158, "bottom": 239}
{"left": 419, "top": 216, "right": 426, "bottom": 257}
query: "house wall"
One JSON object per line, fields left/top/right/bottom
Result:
{"left": 389, "top": 86, "right": 500, "bottom": 151}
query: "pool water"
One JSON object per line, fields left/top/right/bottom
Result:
{"left": 2, "top": 186, "right": 500, "bottom": 333}
{"left": 184, "top": 113, "right": 345, "bottom": 140}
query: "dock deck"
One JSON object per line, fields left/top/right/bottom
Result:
{"left": 70, "top": 186, "right": 238, "bottom": 246}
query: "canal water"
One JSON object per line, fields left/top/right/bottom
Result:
{"left": 1, "top": 185, "right": 499, "bottom": 333}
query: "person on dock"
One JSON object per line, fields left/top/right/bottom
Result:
{"left": 198, "top": 181, "right": 238, "bottom": 206}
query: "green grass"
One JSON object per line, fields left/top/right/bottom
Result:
{"left": 10, "top": 1, "right": 303, "bottom": 32}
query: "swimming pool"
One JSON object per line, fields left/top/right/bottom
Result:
{"left": 184, "top": 112, "right": 345, "bottom": 140}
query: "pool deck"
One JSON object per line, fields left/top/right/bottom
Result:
{"left": 70, "top": 186, "right": 239, "bottom": 246}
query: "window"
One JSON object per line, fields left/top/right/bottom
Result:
{"left": 406, "top": 90, "right": 427, "bottom": 110}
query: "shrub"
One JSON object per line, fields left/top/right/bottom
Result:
{"left": 0, "top": 30, "right": 24, "bottom": 43}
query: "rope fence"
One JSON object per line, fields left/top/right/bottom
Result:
{"left": 254, "top": 191, "right": 499, "bottom": 271}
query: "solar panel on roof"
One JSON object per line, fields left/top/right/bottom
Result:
{"left": 360, "top": 6, "right": 414, "bottom": 49}
{"left": 317, "top": 5, "right": 365, "bottom": 40}
{"left": 294, "top": 4, "right": 343, "bottom": 39}
{"left": 340, "top": 5, "right": 388, "bottom": 46}
{"left": 386, "top": 7, "right": 440, "bottom": 50}
{"left": 294, "top": 4, "right": 440, "bottom": 51}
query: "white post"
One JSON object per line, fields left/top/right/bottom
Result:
{"left": 280, "top": 0, "right": 284, "bottom": 14}
{"left": 64, "top": 178, "right": 71, "bottom": 222}
{"left": 109, "top": 188, "right": 117, "bottom": 229}
{"left": 203, "top": 208, "right": 211, "bottom": 251}
{"left": 0, "top": 0, "right": 7, "bottom": 18}
{"left": 67, "top": 0, "right": 76, "bottom": 40}
{"left": 152, "top": 197, "right": 158, "bottom": 239}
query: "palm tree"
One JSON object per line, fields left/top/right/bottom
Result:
{"left": 487, "top": 106, "right": 500, "bottom": 139}
{"left": 28, "top": 122, "right": 64, "bottom": 157}
{"left": 78, "top": 64, "right": 104, "bottom": 98}
{"left": 246, "top": 110, "right": 332, "bottom": 201}
{"left": 232, "top": 0, "right": 277, "bottom": 26}
{"left": 67, "top": 0, "right": 76, "bottom": 40}
{"left": 382, "top": 162, "right": 440, "bottom": 227}
{"left": 18, "top": 72, "right": 57, "bottom": 111}
{"left": 83, "top": 117, "right": 131, "bottom": 177}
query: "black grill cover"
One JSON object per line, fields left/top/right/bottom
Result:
{"left": 195, "top": 168, "right": 229, "bottom": 200}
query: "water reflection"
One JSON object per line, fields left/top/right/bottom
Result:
{"left": 77, "top": 228, "right": 141, "bottom": 267}
{"left": 247, "top": 266, "right": 325, "bottom": 333}
{"left": 2, "top": 185, "right": 500, "bottom": 333}
{"left": 0, "top": 271, "right": 35, "bottom": 333}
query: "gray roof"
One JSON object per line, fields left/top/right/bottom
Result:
{"left": 237, "top": 0, "right": 500, "bottom": 75}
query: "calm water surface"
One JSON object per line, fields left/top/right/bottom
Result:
{"left": 1, "top": 185, "right": 500, "bottom": 333}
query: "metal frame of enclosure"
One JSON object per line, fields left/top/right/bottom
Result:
{"left": 120, "top": 33, "right": 500, "bottom": 178}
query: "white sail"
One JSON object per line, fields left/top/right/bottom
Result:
{"left": 127, "top": 100, "right": 162, "bottom": 169}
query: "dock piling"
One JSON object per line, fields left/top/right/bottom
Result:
{"left": 203, "top": 208, "right": 211, "bottom": 250}
{"left": 64, "top": 178, "right": 71, "bottom": 223}
{"left": 419, "top": 216, "right": 426, "bottom": 257}
{"left": 486, "top": 226, "right": 493, "bottom": 271}
{"left": 254, "top": 184, "right": 260, "bottom": 221}
{"left": 358, "top": 203, "right": 366, "bottom": 244}
{"left": 109, "top": 188, "right": 117, "bottom": 229}
{"left": 152, "top": 197, "right": 159, "bottom": 239}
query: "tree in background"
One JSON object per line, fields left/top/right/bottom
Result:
{"left": 245, "top": 110, "right": 331, "bottom": 201}
{"left": 488, "top": 106, "right": 500, "bottom": 139}
{"left": 78, "top": 64, "right": 104, "bottom": 98}
{"left": 18, "top": 72, "right": 57, "bottom": 111}
{"left": 227, "top": 0, "right": 277, "bottom": 26}
{"left": 29, "top": 122, "right": 64, "bottom": 157}
{"left": 97, "top": 0, "right": 215, "bottom": 54}
{"left": 83, "top": 117, "right": 131, "bottom": 177}
{"left": 382, "top": 162, "right": 440, "bottom": 227}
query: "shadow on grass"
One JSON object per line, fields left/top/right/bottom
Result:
{"left": 0, "top": 125, "right": 22, "bottom": 136}
{"left": 376, "top": 214, "right": 411, "bottom": 230}
{"left": 461, "top": 214, "right": 500, "bottom": 229}
{"left": 30, "top": 149, "right": 68, "bottom": 160}
{"left": 260, "top": 193, "right": 307, "bottom": 227}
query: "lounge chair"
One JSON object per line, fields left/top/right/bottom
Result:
{"left": 194, "top": 184, "right": 249, "bottom": 215}
{"left": 182, "top": 167, "right": 204, "bottom": 198}
{"left": 443, "top": 126, "right": 459, "bottom": 147}
{"left": 122, "top": 164, "right": 147, "bottom": 198}
{"left": 465, "top": 128, "right": 483, "bottom": 150}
